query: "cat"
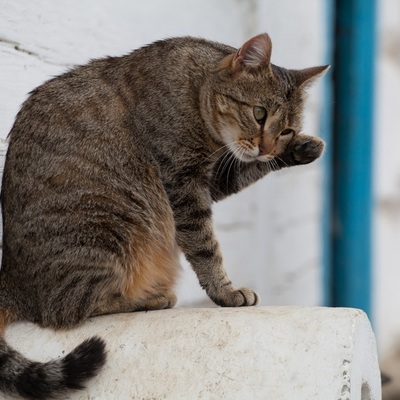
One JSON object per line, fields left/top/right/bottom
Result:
{"left": 0, "top": 33, "right": 328, "bottom": 399}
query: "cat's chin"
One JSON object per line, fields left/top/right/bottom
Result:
{"left": 235, "top": 153, "right": 274, "bottom": 163}
{"left": 235, "top": 153, "right": 258, "bottom": 163}
{"left": 256, "top": 155, "right": 275, "bottom": 163}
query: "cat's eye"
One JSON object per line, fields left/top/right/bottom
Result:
{"left": 281, "top": 128, "right": 295, "bottom": 136}
{"left": 253, "top": 106, "right": 267, "bottom": 125}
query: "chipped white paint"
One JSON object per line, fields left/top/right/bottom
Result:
{"left": 5, "top": 307, "right": 381, "bottom": 399}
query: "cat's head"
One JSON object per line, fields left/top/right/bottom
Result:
{"left": 204, "top": 33, "right": 329, "bottom": 163}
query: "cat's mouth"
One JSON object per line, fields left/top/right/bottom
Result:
{"left": 232, "top": 145, "right": 275, "bottom": 163}
{"left": 256, "top": 154, "right": 275, "bottom": 162}
{"left": 233, "top": 152, "right": 275, "bottom": 164}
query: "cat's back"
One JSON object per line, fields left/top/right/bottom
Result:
{"left": 8, "top": 36, "right": 233, "bottom": 141}
{"left": 2, "top": 36, "right": 232, "bottom": 219}
{"left": 3, "top": 36, "right": 233, "bottom": 195}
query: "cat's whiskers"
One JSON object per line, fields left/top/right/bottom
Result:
{"left": 236, "top": 148, "right": 243, "bottom": 179}
{"left": 264, "top": 160, "right": 271, "bottom": 174}
{"left": 199, "top": 143, "right": 233, "bottom": 167}
{"left": 214, "top": 139, "right": 244, "bottom": 180}
{"left": 225, "top": 146, "right": 241, "bottom": 191}
{"left": 214, "top": 147, "right": 236, "bottom": 179}
{"left": 275, "top": 156, "right": 288, "bottom": 169}
{"left": 264, "top": 158, "right": 275, "bottom": 173}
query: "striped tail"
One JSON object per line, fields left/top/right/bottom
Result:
{"left": 0, "top": 335, "right": 106, "bottom": 399}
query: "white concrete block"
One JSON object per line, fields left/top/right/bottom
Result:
{"left": 5, "top": 307, "right": 381, "bottom": 399}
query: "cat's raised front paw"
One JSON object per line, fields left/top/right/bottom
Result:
{"left": 288, "top": 135, "right": 325, "bottom": 165}
{"left": 212, "top": 287, "right": 259, "bottom": 307}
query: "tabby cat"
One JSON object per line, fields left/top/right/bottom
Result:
{"left": 0, "top": 33, "right": 328, "bottom": 399}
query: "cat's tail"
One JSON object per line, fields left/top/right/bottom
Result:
{"left": 0, "top": 332, "right": 107, "bottom": 400}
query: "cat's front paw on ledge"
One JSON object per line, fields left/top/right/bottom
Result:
{"left": 288, "top": 135, "right": 325, "bottom": 165}
{"left": 212, "top": 287, "right": 260, "bottom": 307}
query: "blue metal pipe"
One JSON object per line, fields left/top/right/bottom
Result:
{"left": 321, "top": 0, "right": 335, "bottom": 307}
{"left": 331, "top": 0, "right": 376, "bottom": 317}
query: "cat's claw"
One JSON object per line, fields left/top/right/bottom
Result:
{"left": 213, "top": 287, "right": 260, "bottom": 307}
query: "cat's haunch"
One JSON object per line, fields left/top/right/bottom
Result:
{"left": 0, "top": 33, "right": 327, "bottom": 399}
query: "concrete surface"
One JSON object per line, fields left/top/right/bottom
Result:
{"left": 5, "top": 307, "right": 381, "bottom": 399}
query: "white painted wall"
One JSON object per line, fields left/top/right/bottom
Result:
{"left": 375, "top": 0, "right": 400, "bottom": 358}
{"left": 0, "top": 0, "right": 328, "bottom": 310}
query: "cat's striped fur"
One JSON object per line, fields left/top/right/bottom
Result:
{"left": 0, "top": 33, "right": 327, "bottom": 399}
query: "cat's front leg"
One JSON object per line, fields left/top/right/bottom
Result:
{"left": 210, "top": 157, "right": 272, "bottom": 201}
{"left": 278, "top": 134, "right": 325, "bottom": 167}
{"left": 210, "top": 134, "right": 324, "bottom": 202}
{"left": 171, "top": 188, "right": 259, "bottom": 307}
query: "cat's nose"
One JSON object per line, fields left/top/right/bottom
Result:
{"left": 258, "top": 143, "right": 268, "bottom": 156}
{"left": 258, "top": 140, "right": 274, "bottom": 156}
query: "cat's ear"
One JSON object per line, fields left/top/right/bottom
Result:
{"left": 236, "top": 33, "right": 272, "bottom": 72}
{"left": 218, "top": 33, "right": 272, "bottom": 74}
{"left": 292, "top": 65, "right": 330, "bottom": 87}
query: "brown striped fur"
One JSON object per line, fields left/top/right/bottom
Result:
{"left": 0, "top": 33, "right": 328, "bottom": 399}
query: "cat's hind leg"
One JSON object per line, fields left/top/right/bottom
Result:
{"left": 40, "top": 269, "right": 120, "bottom": 329}
{"left": 91, "top": 212, "right": 181, "bottom": 317}
{"left": 138, "top": 291, "right": 177, "bottom": 311}
{"left": 90, "top": 290, "right": 177, "bottom": 317}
